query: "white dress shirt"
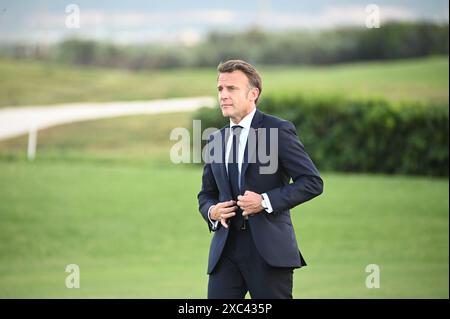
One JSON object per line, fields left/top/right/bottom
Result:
{"left": 208, "top": 108, "right": 274, "bottom": 228}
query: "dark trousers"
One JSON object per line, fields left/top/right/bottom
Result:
{"left": 208, "top": 224, "right": 294, "bottom": 299}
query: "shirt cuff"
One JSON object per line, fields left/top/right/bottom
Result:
{"left": 262, "top": 193, "right": 274, "bottom": 213}
{"left": 208, "top": 205, "right": 219, "bottom": 228}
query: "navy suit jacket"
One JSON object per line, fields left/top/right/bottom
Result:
{"left": 198, "top": 109, "right": 323, "bottom": 274}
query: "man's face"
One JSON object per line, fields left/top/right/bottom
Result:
{"left": 217, "top": 70, "right": 258, "bottom": 123}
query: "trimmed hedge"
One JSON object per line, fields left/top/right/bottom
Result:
{"left": 193, "top": 95, "right": 449, "bottom": 176}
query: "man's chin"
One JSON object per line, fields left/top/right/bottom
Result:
{"left": 221, "top": 110, "right": 232, "bottom": 118}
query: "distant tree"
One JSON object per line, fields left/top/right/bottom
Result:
{"left": 1, "top": 22, "right": 447, "bottom": 69}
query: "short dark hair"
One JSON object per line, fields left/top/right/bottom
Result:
{"left": 217, "top": 59, "right": 262, "bottom": 104}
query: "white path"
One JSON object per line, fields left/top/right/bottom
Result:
{"left": 0, "top": 96, "right": 216, "bottom": 141}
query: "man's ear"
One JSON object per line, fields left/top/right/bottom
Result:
{"left": 248, "top": 87, "right": 260, "bottom": 103}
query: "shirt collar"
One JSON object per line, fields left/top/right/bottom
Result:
{"left": 229, "top": 108, "right": 256, "bottom": 130}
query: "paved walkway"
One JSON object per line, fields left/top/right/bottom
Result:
{"left": 0, "top": 97, "right": 215, "bottom": 140}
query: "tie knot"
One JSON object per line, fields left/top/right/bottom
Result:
{"left": 232, "top": 125, "right": 243, "bottom": 135}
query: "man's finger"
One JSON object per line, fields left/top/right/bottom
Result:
{"left": 237, "top": 202, "right": 248, "bottom": 210}
{"left": 222, "top": 200, "right": 236, "bottom": 207}
{"left": 221, "top": 212, "right": 236, "bottom": 219}
{"left": 220, "top": 218, "right": 229, "bottom": 228}
{"left": 221, "top": 206, "right": 237, "bottom": 214}
{"left": 237, "top": 197, "right": 249, "bottom": 204}
{"left": 242, "top": 210, "right": 255, "bottom": 217}
{"left": 217, "top": 200, "right": 236, "bottom": 208}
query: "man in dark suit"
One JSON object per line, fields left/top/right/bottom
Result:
{"left": 198, "top": 60, "right": 323, "bottom": 299}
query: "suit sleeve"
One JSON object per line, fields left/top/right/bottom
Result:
{"left": 197, "top": 140, "right": 220, "bottom": 232}
{"left": 265, "top": 121, "right": 323, "bottom": 213}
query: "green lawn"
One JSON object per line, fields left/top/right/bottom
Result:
{"left": 0, "top": 112, "right": 192, "bottom": 163}
{"left": 0, "top": 47, "right": 448, "bottom": 298}
{"left": 0, "top": 159, "right": 447, "bottom": 298}
{"left": 0, "top": 112, "right": 448, "bottom": 298}
{"left": 0, "top": 56, "right": 448, "bottom": 107}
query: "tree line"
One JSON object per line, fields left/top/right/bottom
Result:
{"left": 1, "top": 21, "right": 448, "bottom": 69}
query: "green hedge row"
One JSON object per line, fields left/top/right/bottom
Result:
{"left": 193, "top": 95, "right": 449, "bottom": 176}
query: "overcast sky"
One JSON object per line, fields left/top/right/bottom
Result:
{"left": 0, "top": 0, "right": 448, "bottom": 44}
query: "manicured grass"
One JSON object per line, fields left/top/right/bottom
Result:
{"left": 0, "top": 107, "right": 447, "bottom": 298}
{"left": 0, "top": 59, "right": 216, "bottom": 107}
{"left": 262, "top": 56, "right": 449, "bottom": 103}
{"left": 0, "top": 159, "right": 447, "bottom": 298}
{"left": 0, "top": 56, "right": 448, "bottom": 107}
{"left": 0, "top": 112, "right": 193, "bottom": 163}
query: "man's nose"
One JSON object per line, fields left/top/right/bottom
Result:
{"left": 219, "top": 90, "right": 229, "bottom": 100}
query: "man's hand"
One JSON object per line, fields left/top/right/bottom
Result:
{"left": 210, "top": 200, "right": 238, "bottom": 228}
{"left": 237, "top": 191, "right": 264, "bottom": 217}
